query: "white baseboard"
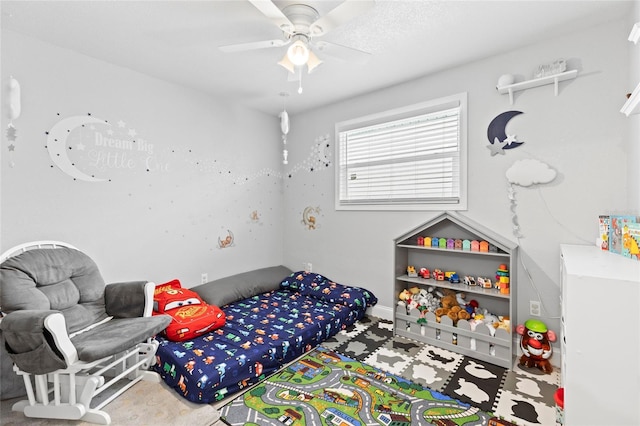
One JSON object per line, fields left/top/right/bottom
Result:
{"left": 369, "top": 304, "right": 393, "bottom": 321}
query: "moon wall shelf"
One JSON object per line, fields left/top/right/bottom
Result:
{"left": 621, "top": 23, "right": 640, "bottom": 117}
{"left": 496, "top": 69, "right": 578, "bottom": 105}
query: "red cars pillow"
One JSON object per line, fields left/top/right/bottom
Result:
{"left": 153, "top": 279, "right": 225, "bottom": 342}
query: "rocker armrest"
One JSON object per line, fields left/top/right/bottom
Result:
{"left": 0, "top": 310, "right": 75, "bottom": 374}
{"left": 105, "top": 281, "right": 155, "bottom": 318}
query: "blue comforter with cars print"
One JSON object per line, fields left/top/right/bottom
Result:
{"left": 153, "top": 272, "right": 377, "bottom": 403}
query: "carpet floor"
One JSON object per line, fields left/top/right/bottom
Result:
{"left": 0, "top": 379, "right": 218, "bottom": 426}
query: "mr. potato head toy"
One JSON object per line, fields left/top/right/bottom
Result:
{"left": 516, "top": 319, "right": 556, "bottom": 374}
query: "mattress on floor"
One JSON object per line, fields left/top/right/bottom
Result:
{"left": 153, "top": 288, "right": 367, "bottom": 403}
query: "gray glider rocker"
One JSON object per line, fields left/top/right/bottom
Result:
{"left": 0, "top": 241, "right": 171, "bottom": 424}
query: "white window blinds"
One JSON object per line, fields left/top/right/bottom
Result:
{"left": 336, "top": 95, "right": 466, "bottom": 210}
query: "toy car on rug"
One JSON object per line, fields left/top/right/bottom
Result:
{"left": 153, "top": 279, "right": 225, "bottom": 341}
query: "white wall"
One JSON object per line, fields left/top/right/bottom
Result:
{"left": 0, "top": 15, "right": 633, "bottom": 343}
{"left": 628, "top": 4, "right": 640, "bottom": 211}
{"left": 283, "top": 19, "right": 630, "bottom": 338}
{"left": 0, "top": 30, "right": 285, "bottom": 285}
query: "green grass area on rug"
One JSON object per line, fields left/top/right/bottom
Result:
{"left": 219, "top": 345, "right": 513, "bottom": 426}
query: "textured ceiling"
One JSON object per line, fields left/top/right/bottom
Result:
{"left": 1, "top": 0, "right": 633, "bottom": 115}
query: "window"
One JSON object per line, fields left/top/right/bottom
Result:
{"left": 335, "top": 93, "right": 467, "bottom": 211}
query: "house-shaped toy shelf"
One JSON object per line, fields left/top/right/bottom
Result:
{"left": 393, "top": 211, "right": 518, "bottom": 368}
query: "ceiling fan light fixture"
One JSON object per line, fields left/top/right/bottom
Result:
{"left": 278, "top": 54, "right": 296, "bottom": 73}
{"left": 287, "top": 36, "right": 309, "bottom": 66}
{"left": 306, "top": 50, "right": 323, "bottom": 74}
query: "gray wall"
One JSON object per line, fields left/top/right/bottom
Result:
{"left": 1, "top": 12, "right": 636, "bottom": 348}
{"left": 282, "top": 19, "right": 631, "bottom": 340}
{"left": 0, "top": 30, "right": 285, "bottom": 285}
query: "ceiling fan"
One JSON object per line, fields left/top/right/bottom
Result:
{"left": 219, "top": 0, "right": 375, "bottom": 76}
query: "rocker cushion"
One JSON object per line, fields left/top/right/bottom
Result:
{"left": 71, "top": 316, "right": 171, "bottom": 362}
{"left": 1, "top": 247, "right": 108, "bottom": 334}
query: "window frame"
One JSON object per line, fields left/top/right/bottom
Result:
{"left": 334, "top": 92, "right": 468, "bottom": 211}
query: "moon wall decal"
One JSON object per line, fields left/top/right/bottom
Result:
{"left": 487, "top": 111, "right": 524, "bottom": 150}
{"left": 47, "top": 115, "right": 110, "bottom": 182}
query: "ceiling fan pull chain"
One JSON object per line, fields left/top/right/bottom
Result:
{"left": 298, "top": 68, "right": 303, "bottom": 94}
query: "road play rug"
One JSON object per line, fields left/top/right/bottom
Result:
{"left": 219, "top": 346, "right": 509, "bottom": 426}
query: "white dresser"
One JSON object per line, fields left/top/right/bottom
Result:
{"left": 560, "top": 244, "right": 640, "bottom": 426}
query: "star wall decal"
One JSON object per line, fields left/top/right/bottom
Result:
{"left": 487, "top": 138, "right": 508, "bottom": 156}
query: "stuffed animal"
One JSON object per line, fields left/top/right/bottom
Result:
{"left": 397, "top": 289, "right": 412, "bottom": 311}
{"left": 421, "top": 289, "right": 440, "bottom": 312}
{"left": 440, "top": 291, "right": 458, "bottom": 310}
{"left": 516, "top": 319, "right": 556, "bottom": 374}
{"left": 495, "top": 316, "right": 510, "bottom": 332}
{"left": 398, "top": 289, "right": 411, "bottom": 302}
{"left": 433, "top": 289, "right": 471, "bottom": 324}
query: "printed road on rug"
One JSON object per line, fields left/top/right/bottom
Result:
{"left": 323, "top": 315, "right": 558, "bottom": 426}
{"left": 219, "top": 345, "right": 500, "bottom": 426}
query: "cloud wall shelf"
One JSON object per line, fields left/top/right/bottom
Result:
{"left": 496, "top": 69, "right": 578, "bottom": 104}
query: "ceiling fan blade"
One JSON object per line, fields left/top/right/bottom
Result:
{"left": 309, "top": 0, "right": 375, "bottom": 36}
{"left": 248, "top": 0, "right": 295, "bottom": 35}
{"left": 219, "top": 38, "right": 288, "bottom": 53}
{"left": 312, "top": 40, "right": 371, "bottom": 63}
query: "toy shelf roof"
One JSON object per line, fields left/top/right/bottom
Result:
{"left": 394, "top": 211, "right": 518, "bottom": 254}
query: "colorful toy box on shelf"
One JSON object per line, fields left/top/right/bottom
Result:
{"left": 418, "top": 236, "right": 470, "bottom": 251}
{"left": 496, "top": 264, "right": 510, "bottom": 294}
{"left": 598, "top": 215, "right": 610, "bottom": 251}
{"left": 433, "top": 269, "right": 445, "bottom": 281}
{"left": 407, "top": 265, "right": 418, "bottom": 277}
{"left": 601, "top": 214, "right": 640, "bottom": 261}
{"left": 419, "top": 267, "right": 430, "bottom": 279}
{"left": 477, "top": 277, "right": 492, "bottom": 289}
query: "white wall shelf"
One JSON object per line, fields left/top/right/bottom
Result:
{"left": 621, "top": 81, "right": 640, "bottom": 116}
{"left": 497, "top": 69, "right": 578, "bottom": 104}
{"left": 621, "top": 23, "right": 640, "bottom": 116}
{"left": 629, "top": 22, "right": 640, "bottom": 44}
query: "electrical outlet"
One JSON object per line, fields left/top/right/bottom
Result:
{"left": 201, "top": 273, "right": 208, "bottom": 284}
{"left": 530, "top": 300, "right": 541, "bottom": 316}
{"left": 303, "top": 262, "right": 312, "bottom": 273}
